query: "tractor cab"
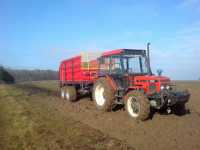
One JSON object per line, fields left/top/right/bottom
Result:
{"left": 98, "top": 48, "right": 170, "bottom": 94}
{"left": 100, "top": 49, "right": 149, "bottom": 75}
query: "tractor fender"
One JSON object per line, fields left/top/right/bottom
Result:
{"left": 105, "top": 75, "right": 118, "bottom": 91}
{"left": 96, "top": 75, "right": 117, "bottom": 92}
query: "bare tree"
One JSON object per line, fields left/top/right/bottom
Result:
{"left": 1, "top": 66, "right": 58, "bottom": 83}
{"left": 0, "top": 66, "right": 15, "bottom": 84}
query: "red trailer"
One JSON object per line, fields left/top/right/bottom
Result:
{"left": 59, "top": 54, "right": 99, "bottom": 84}
{"left": 59, "top": 45, "right": 190, "bottom": 121}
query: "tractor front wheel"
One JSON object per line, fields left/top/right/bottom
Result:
{"left": 125, "top": 91, "right": 150, "bottom": 121}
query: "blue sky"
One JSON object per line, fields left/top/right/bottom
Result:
{"left": 0, "top": 0, "right": 200, "bottom": 80}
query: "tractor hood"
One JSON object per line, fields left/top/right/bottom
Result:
{"left": 134, "top": 75, "right": 170, "bottom": 83}
{"left": 132, "top": 75, "right": 171, "bottom": 93}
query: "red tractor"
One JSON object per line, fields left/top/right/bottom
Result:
{"left": 59, "top": 44, "right": 190, "bottom": 121}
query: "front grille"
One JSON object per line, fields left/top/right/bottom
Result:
{"left": 149, "top": 84, "right": 156, "bottom": 93}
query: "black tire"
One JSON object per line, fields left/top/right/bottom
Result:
{"left": 92, "top": 77, "right": 115, "bottom": 111}
{"left": 125, "top": 91, "right": 150, "bottom": 121}
{"left": 65, "top": 86, "right": 77, "bottom": 102}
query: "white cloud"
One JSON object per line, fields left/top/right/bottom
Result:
{"left": 181, "top": 0, "right": 199, "bottom": 6}
{"left": 180, "top": 0, "right": 200, "bottom": 9}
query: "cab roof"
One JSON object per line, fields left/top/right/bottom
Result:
{"left": 102, "top": 49, "right": 146, "bottom": 57}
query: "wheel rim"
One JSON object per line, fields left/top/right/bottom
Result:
{"left": 127, "top": 97, "right": 140, "bottom": 117}
{"left": 61, "top": 90, "right": 65, "bottom": 98}
{"left": 95, "top": 84, "right": 105, "bottom": 106}
{"left": 65, "top": 92, "right": 70, "bottom": 100}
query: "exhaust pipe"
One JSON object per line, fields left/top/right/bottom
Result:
{"left": 147, "top": 42, "right": 152, "bottom": 75}
{"left": 147, "top": 42, "right": 150, "bottom": 63}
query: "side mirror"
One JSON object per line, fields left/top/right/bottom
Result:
{"left": 157, "top": 69, "right": 163, "bottom": 76}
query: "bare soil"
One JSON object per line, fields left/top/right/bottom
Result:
{"left": 0, "top": 83, "right": 133, "bottom": 150}
{"left": 1, "top": 81, "right": 200, "bottom": 150}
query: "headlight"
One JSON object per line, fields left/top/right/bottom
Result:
{"left": 166, "top": 85, "right": 170, "bottom": 90}
{"left": 160, "top": 85, "right": 170, "bottom": 90}
{"left": 160, "top": 85, "right": 165, "bottom": 90}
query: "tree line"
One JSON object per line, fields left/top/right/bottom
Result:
{"left": 0, "top": 66, "right": 58, "bottom": 83}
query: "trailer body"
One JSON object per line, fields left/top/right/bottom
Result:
{"left": 59, "top": 52, "right": 100, "bottom": 86}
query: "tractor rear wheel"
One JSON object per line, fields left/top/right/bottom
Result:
{"left": 125, "top": 91, "right": 150, "bottom": 121}
{"left": 92, "top": 77, "right": 115, "bottom": 111}
{"left": 65, "top": 86, "right": 77, "bottom": 102}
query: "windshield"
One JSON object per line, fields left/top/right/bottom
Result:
{"left": 126, "top": 55, "right": 148, "bottom": 74}
{"left": 99, "top": 55, "right": 149, "bottom": 74}
{"left": 99, "top": 55, "right": 148, "bottom": 74}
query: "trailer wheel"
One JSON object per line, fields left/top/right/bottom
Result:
{"left": 60, "top": 87, "right": 66, "bottom": 99}
{"left": 65, "top": 86, "right": 77, "bottom": 102}
{"left": 92, "top": 78, "right": 115, "bottom": 111}
{"left": 125, "top": 91, "right": 150, "bottom": 121}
